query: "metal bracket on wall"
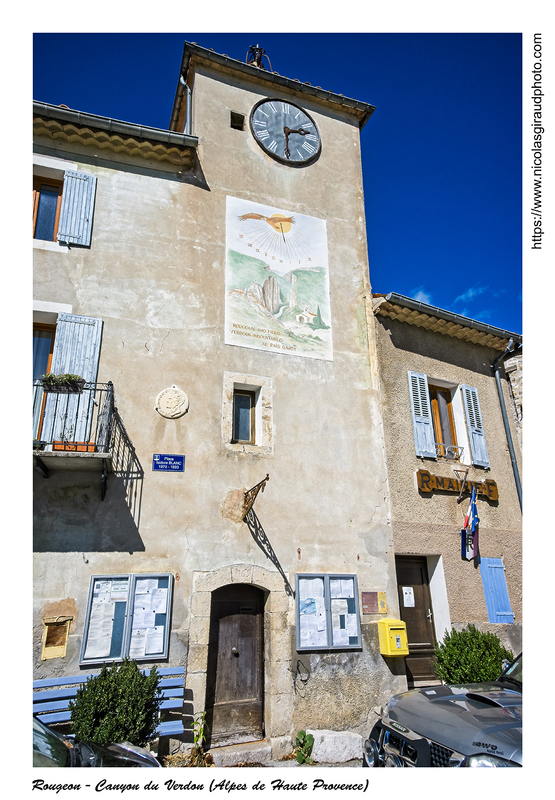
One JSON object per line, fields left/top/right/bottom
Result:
{"left": 453, "top": 468, "right": 469, "bottom": 503}
{"left": 243, "top": 474, "right": 270, "bottom": 519}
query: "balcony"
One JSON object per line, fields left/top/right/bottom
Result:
{"left": 33, "top": 381, "right": 114, "bottom": 491}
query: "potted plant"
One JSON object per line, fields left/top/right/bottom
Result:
{"left": 40, "top": 373, "right": 86, "bottom": 393}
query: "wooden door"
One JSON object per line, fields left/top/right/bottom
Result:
{"left": 395, "top": 556, "right": 437, "bottom": 686}
{"left": 205, "top": 585, "right": 264, "bottom": 747}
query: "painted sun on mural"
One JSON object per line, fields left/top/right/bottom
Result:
{"left": 225, "top": 196, "right": 333, "bottom": 361}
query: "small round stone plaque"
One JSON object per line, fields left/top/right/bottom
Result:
{"left": 155, "top": 386, "right": 189, "bottom": 419}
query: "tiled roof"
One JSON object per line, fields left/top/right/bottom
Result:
{"left": 373, "top": 293, "right": 521, "bottom": 351}
{"left": 34, "top": 102, "right": 198, "bottom": 170}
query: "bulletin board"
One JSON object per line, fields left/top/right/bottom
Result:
{"left": 295, "top": 573, "right": 361, "bottom": 651}
{"left": 79, "top": 573, "right": 173, "bottom": 665}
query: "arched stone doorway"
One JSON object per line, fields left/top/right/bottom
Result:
{"left": 185, "top": 564, "right": 293, "bottom": 752}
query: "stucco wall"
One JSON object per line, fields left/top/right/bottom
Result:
{"left": 373, "top": 315, "right": 522, "bottom": 628}
{"left": 33, "top": 60, "right": 402, "bottom": 740}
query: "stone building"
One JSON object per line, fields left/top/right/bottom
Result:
{"left": 33, "top": 43, "right": 406, "bottom": 762}
{"left": 372, "top": 292, "right": 522, "bottom": 686}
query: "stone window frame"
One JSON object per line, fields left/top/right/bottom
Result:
{"left": 222, "top": 371, "right": 274, "bottom": 456}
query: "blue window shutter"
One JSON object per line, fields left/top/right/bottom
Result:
{"left": 57, "top": 170, "right": 97, "bottom": 246}
{"left": 408, "top": 371, "right": 436, "bottom": 458}
{"left": 461, "top": 384, "right": 490, "bottom": 468}
{"left": 480, "top": 557, "right": 514, "bottom": 623}
{"left": 41, "top": 314, "right": 103, "bottom": 444}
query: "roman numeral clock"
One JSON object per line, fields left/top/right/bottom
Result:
{"left": 250, "top": 98, "right": 321, "bottom": 166}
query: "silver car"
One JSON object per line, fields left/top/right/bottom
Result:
{"left": 364, "top": 653, "right": 522, "bottom": 767}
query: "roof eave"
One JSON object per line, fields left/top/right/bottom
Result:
{"left": 169, "top": 41, "right": 376, "bottom": 133}
{"left": 373, "top": 291, "right": 522, "bottom": 351}
{"left": 34, "top": 101, "right": 199, "bottom": 150}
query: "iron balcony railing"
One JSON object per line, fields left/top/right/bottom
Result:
{"left": 435, "top": 442, "right": 464, "bottom": 461}
{"left": 33, "top": 381, "right": 114, "bottom": 453}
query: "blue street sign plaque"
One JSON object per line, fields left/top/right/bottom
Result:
{"left": 152, "top": 454, "right": 185, "bottom": 472}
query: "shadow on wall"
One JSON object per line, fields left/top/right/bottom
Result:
{"left": 33, "top": 409, "right": 145, "bottom": 553}
{"left": 244, "top": 508, "right": 294, "bottom": 597}
{"left": 381, "top": 317, "right": 501, "bottom": 377}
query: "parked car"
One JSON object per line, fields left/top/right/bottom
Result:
{"left": 363, "top": 652, "right": 522, "bottom": 767}
{"left": 33, "top": 717, "right": 161, "bottom": 767}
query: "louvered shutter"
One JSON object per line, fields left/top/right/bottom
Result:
{"left": 41, "top": 314, "right": 103, "bottom": 445}
{"left": 57, "top": 170, "right": 97, "bottom": 246}
{"left": 479, "top": 557, "right": 514, "bottom": 623}
{"left": 407, "top": 371, "right": 436, "bottom": 458}
{"left": 461, "top": 384, "right": 490, "bottom": 468}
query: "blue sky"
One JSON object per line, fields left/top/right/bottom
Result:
{"left": 33, "top": 32, "right": 522, "bottom": 334}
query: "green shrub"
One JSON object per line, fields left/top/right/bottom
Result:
{"left": 69, "top": 659, "right": 162, "bottom": 746}
{"left": 434, "top": 625, "right": 514, "bottom": 684}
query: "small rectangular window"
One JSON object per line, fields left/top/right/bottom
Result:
{"left": 79, "top": 573, "right": 173, "bottom": 665}
{"left": 230, "top": 111, "right": 245, "bottom": 130}
{"left": 33, "top": 177, "right": 63, "bottom": 241}
{"left": 296, "top": 573, "right": 361, "bottom": 651}
{"left": 232, "top": 389, "right": 256, "bottom": 443}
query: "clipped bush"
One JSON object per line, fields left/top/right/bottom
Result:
{"left": 434, "top": 625, "right": 514, "bottom": 684}
{"left": 69, "top": 658, "right": 162, "bottom": 746}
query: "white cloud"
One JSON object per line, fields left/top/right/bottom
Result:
{"left": 410, "top": 286, "right": 432, "bottom": 305}
{"left": 453, "top": 284, "right": 488, "bottom": 305}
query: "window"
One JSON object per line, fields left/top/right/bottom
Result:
{"left": 33, "top": 156, "right": 97, "bottom": 247}
{"left": 33, "top": 177, "right": 63, "bottom": 241}
{"left": 232, "top": 389, "right": 256, "bottom": 443}
{"left": 230, "top": 111, "right": 245, "bottom": 130}
{"left": 408, "top": 371, "right": 489, "bottom": 468}
{"left": 222, "top": 371, "right": 274, "bottom": 456}
{"left": 429, "top": 384, "right": 458, "bottom": 459}
{"left": 80, "top": 574, "right": 173, "bottom": 666}
{"left": 296, "top": 574, "right": 361, "bottom": 651}
{"left": 33, "top": 312, "right": 103, "bottom": 444}
{"left": 479, "top": 558, "right": 514, "bottom": 623}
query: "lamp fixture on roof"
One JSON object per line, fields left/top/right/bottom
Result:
{"left": 246, "top": 44, "right": 272, "bottom": 72}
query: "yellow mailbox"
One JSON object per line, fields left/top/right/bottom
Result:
{"left": 378, "top": 618, "right": 409, "bottom": 656}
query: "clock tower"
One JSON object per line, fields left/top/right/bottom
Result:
{"left": 164, "top": 43, "right": 400, "bottom": 757}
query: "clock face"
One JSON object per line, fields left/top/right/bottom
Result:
{"left": 250, "top": 98, "right": 321, "bottom": 166}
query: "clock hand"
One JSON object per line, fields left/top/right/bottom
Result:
{"left": 279, "top": 223, "right": 286, "bottom": 243}
{"left": 283, "top": 126, "right": 291, "bottom": 158}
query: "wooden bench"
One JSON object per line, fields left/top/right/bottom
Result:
{"left": 33, "top": 667, "right": 186, "bottom": 739}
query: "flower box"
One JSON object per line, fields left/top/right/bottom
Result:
{"left": 42, "top": 379, "right": 86, "bottom": 394}
{"left": 53, "top": 441, "right": 97, "bottom": 452}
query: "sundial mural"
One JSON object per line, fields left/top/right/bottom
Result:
{"left": 225, "top": 196, "right": 333, "bottom": 361}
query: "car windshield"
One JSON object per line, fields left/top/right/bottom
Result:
{"left": 499, "top": 654, "right": 522, "bottom": 687}
{"left": 33, "top": 718, "right": 71, "bottom": 767}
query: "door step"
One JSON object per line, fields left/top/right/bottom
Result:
{"left": 208, "top": 738, "right": 272, "bottom": 767}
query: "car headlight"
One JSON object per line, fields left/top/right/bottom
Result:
{"left": 467, "top": 754, "right": 520, "bottom": 767}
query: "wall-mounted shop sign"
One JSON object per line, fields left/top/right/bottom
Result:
{"left": 416, "top": 469, "right": 498, "bottom": 501}
{"left": 152, "top": 454, "right": 185, "bottom": 472}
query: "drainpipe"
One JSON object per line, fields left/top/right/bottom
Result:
{"left": 492, "top": 339, "right": 522, "bottom": 511}
{"left": 179, "top": 75, "right": 192, "bottom": 135}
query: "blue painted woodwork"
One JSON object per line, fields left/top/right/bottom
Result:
{"left": 57, "top": 170, "right": 97, "bottom": 246}
{"left": 33, "top": 667, "right": 186, "bottom": 739}
{"left": 479, "top": 557, "right": 514, "bottom": 623}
